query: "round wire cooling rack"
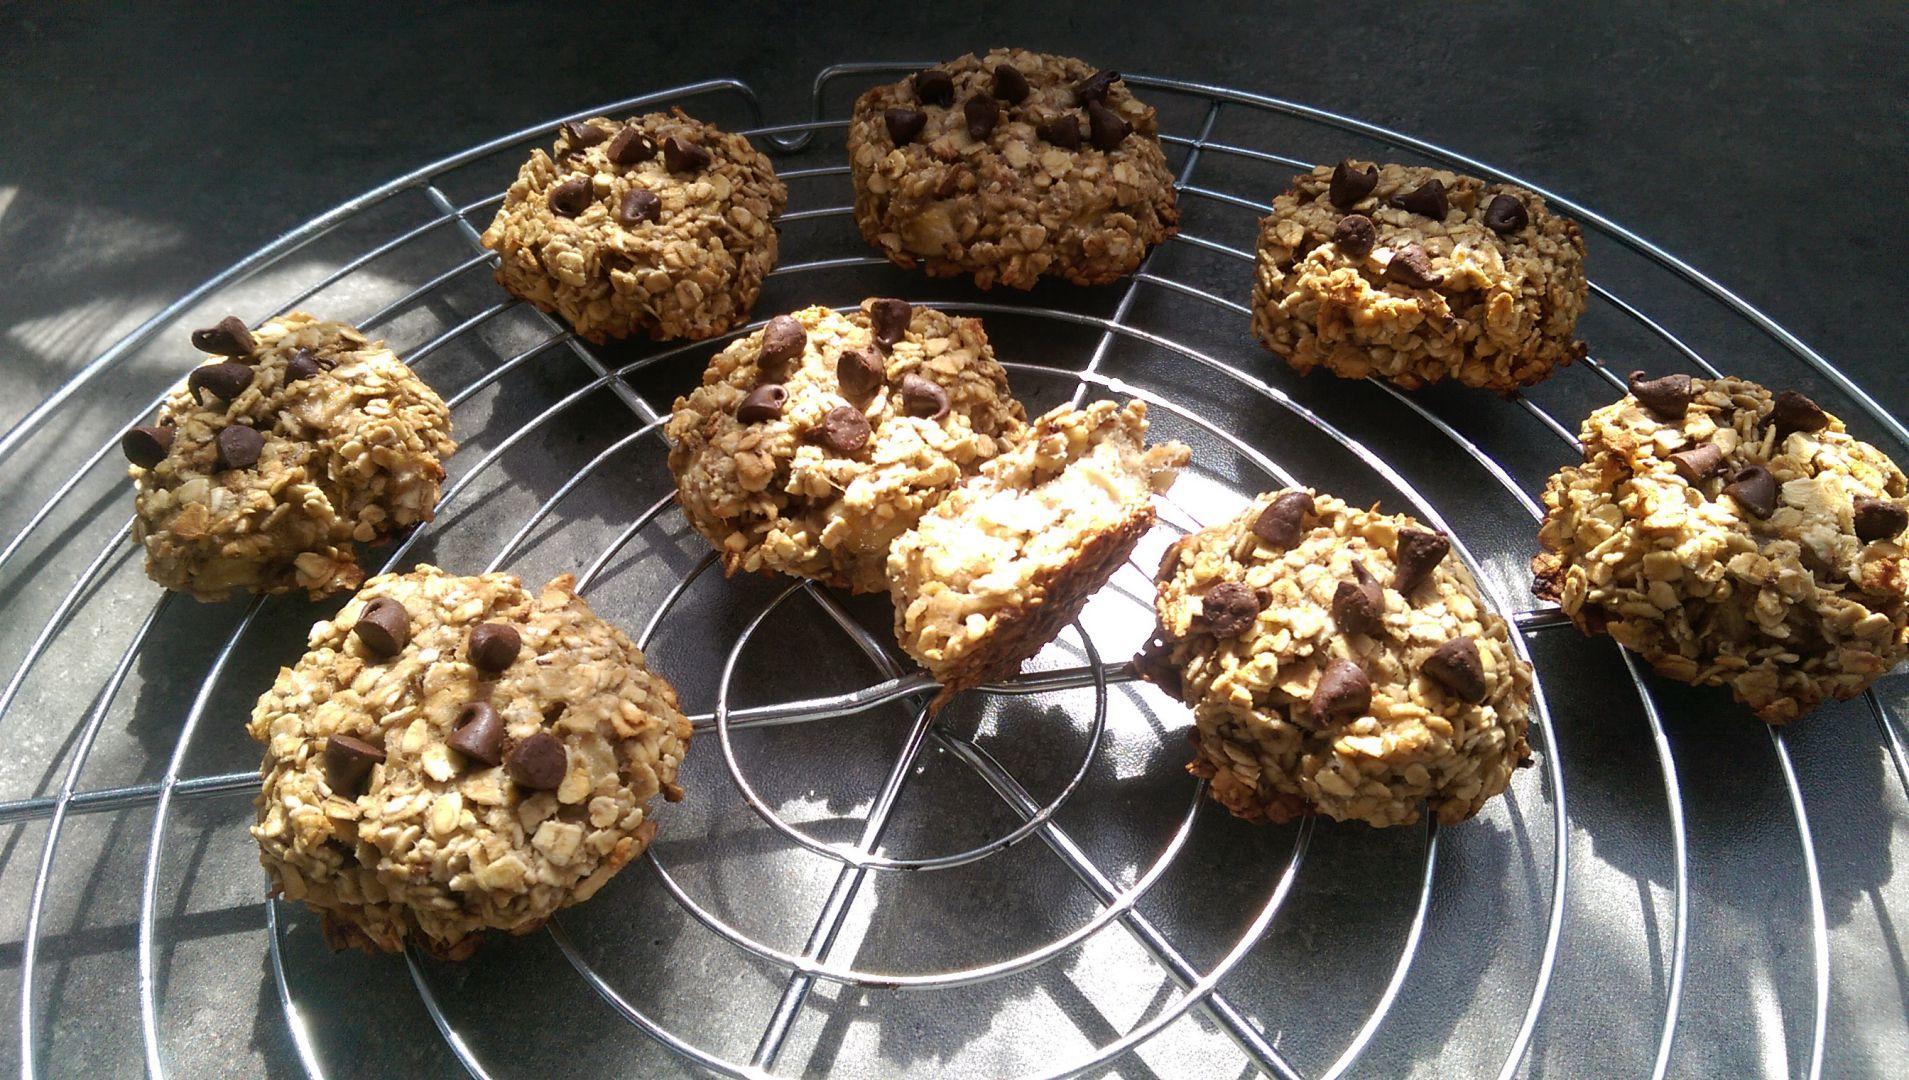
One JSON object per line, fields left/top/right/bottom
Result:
{"left": 3, "top": 64, "right": 1907, "bottom": 1080}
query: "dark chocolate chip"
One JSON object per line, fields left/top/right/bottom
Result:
{"left": 468, "top": 623, "right": 521, "bottom": 672}
{"left": 1310, "top": 659, "right": 1372, "bottom": 721}
{"left": 1423, "top": 636, "right": 1488, "bottom": 703}
{"left": 869, "top": 298, "right": 912, "bottom": 349}
{"left": 836, "top": 346, "right": 885, "bottom": 402}
{"left": 1252, "top": 490, "right": 1314, "bottom": 548}
{"left": 560, "top": 120, "right": 608, "bottom": 148}
{"left": 1628, "top": 370, "right": 1696, "bottom": 419}
{"left": 1394, "top": 528, "right": 1451, "bottom": 594}
{"left": 899, "top": 373, "right": 950, "bottom": 420}
{"left": 1074, "top": 69, "right": 1121, "bottom": 105}
{"left": 190, "top": 316, "right": 256, "bottom": 357}
{"left": 1724, "top": 465, "right": 1778, "bottom": 519}
{"left": 915, "top": 68, "right": 955, "bottom": 107}
{"left": 285, "top": 349, "right": 323, "bottom": 382}
{"left": 1484, "top": 193, "right": 1530, "bottom": 234}
{"left": 992, "top": 63, "right": 1030, "bottom": 103}
{"left": 820, "top": 405, "right": 872, "bottom": 453}
{"left": 1085, "top": 100, "right": 1131, "bottom": 150}
{"left": 122, "top": 425, "right": 174, "bottom": 468}
{"left": 505, "top": 731, "right": 567, "bottom": 790}
{"left": 756, "top": 315, "right": 808, "bottom": 371}
{"left": 1332, "top": 214, "right": 1376, "bottom": 257}
{"left": 662, "top": 136, "right": 710, "bottom": 173}
{"left": 1669, "top": 443, "right": 1726, "bottom": 485}
{"left": 448, "top": 702, "right": 505, "bottom": 765}
{"left": 1133, "top": 634, "right": 1183, "bottom": 702}
{"left": 606, "top": 126, "right": 657, "bottom": 165}
{"left": 1328, "top": 160, "right": 1378, "bottom": 209}
{"left": 1854, "top": 497, "right": 1909, "bottom": 542}
{"left": 618, "top": 188, "right": 660, "bottom": 226}
{"left": 323, "top": 734, "right": 386, "bottom": 797}
{"left": 1332, "top": 562, "right": 1385, "bottom": 637}
{"left": 1199, "top": 581, "right": 1260, "bottom": 638}
{"left": 885, "top": 107, "right": 928, "bottom": 145}
{"left": 1037, "top": 114, "right": 1082, "bottom": 149}
{"left": 188, "top": 362, "right": 254, "bottom": 404}
{"left": 548, "top": 177, "right": 592, "bottom": 217}
{"left": 1769, "top": 390, "right": 1830, "bottom": 440}
{"left": 1384, "top": 242, "right": 1442, "bottom": 289}
{"left": 736, "top": 383, "right": 788, "bottom": 424}
{"left": 1390, "top": 178, "right": 1449, "bottom": 220}
{"left": 353, "top": 597, "right": 410, "bottom": 658}
{"left": 214, "top": 424, "right": 264, "bottom": 471}
{"left": 964, "top": 93, "right": 1000, "bottom": 140}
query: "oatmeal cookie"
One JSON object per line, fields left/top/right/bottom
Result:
{"left": 1251, "top": 160, "right": 1587, "bottom": 391}
{"left": 666, "top": 300, "right": 1025, "bottom": 593}
{"left": 1533, "top": 373, "right": 1909, "bottom": 723}
{"left": 888, "top": 400, "right": 1188, "bottom": 704}
{"left": 847, "top": 49, "right": 1180, "bottom": 289}
{"left": 249, "top": 565, "right": 691, "bottom": 958}
{"left": 126, "top": 313, "right": 454, "bottom": 602}
{"left": 1141, "top": 490, "right": 1532, "bottom": 828}
{"left": 479, "top": 109, "right": 786, "bottom": 343}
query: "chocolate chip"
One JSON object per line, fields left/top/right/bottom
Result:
{"left": 1724, "top": 465, "right": 1778, "bottom": 519}
{"left": 468, "top": 623, "right": 521, "bottom": 672}
{"left": 188, "top": 362, "right": 253, "bottom": 404}
{"left": 1200, "top": 581, "right": 1260, "bottom": 638}
{"left": 561, "top": 120, "right": 607, "bottom": 148}
{"left": 618, "top": 188, "right": 660, "bottom": 226}
{"left": 448, "top": 702, "right": 505, "bottom": 765}
{"left": 1074, "top": 69, "right": 1121, "bottom": 105}
{"left": 1252, "top": 491, "right": 1314, "bottom": 548}
{"left": 548, "top": 177, "right": 592, "bottom": 217}
{"left": 1484, "top": 193, "right": 1529, "bottom": 234}
{"left": 606, "top": 126, "right": 657, "bottom": 165}
{"left": 214, "top": 424, "right": 264, "bottom": 470}
{"left": 1854, "top": 497, "right": 1909, "bottom": 542}
{"left": 1769, "top": 390, "right": 1830, "bottom": 440}
{"left": 505, "top": 731, "right": 567, "bottom": 790}
{"left": 190, "top": 316, "right": 256, "bottom": 357}
{"left": 1085, "top": 101, "right": 1131, "bottom": 150}
{"left": 1332, "top": 562, "right": 1385, "bottom": 637}
{"left": 885, "top": 107, "right": 928, "bottom": 145}
{"left": 1394, "top": 528, "right": 1451, "bottom": 594}
{"left": 836, "top": 346, "right": 885, "bottom": 402}
{"left": 899, "top": 374, "right": 950, "bottom": 420}
{"left": 992, "top": 64, "right": 1030, "bottom": 104}
{"left": 1133, "top": 634, "right": 1183, "bottom": 702}
{"left": 754, "top": 315, "right": 807, "bottom": 372}
{"left": 869, "top": 298, "right": 912, "bottom": 349}
{"left": 323, "top": 734, "right": 386, "bottom": 797}
{"left": 354, "top": 597, "right": 410, "bottom": 658}
{"left": 121, "top": 425, "right": 174, "bottom": 468}
{"left": 1628, "top": 370, "right": 1696, "bottom": 419}
{"left": 1390, "top": 178, "right": 1449, "bottom": 220}
{"left": 915, "top": 68, "right": 955, "bottom": 107}
{"left": 1332, "top": 214, "right": 1376, "bottom": 257}
{"left": 736, "top": 383, "right": 788, "bottom": 424}
{"left": 285, "top": 349, "right": 323, "bottom": 382}
{"left": 1037, "top": 114, "right": 1082, "bottom": 149}
{"left": 662, "top": 136, "right": 710, "bottom": 173}
{"left": 1423, "top": 636, "right": 1487, "bottom": 703}
{"left": 1384, "top": 242, "right": 1442, "bottom": 289}
{"left": 1668, "top": 443, "right": 1724, "bottom": 486}
{"left": 1310, "top": 659, "right": 1372, "bottom": 722}
{"left": 1328, "top": 160, "right": 1378, "bottom": 209}
{"left": 820, "top": 405, "right": 872, "bottom": 453}
{"left": 964, "top": 93, "right": 1000, "bottom": 140}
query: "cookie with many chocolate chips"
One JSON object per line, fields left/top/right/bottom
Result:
{"left": 1144, "top": 490, "right": 1532, "bottom": 828}
{"left": 1252, "top": 161, "right": 1588, "bottom": 391}
{"left": 1534, "top": 375, "right": 1909, "bottom": 723}
{"left": 248, "top": 565, "right": 691, "bottom": 959}
{"left": 480, "top": 109, "right": 786, "bottom": 343}
{"left": 666, "top": 301, "right": 1026, "bottom": 593}
{"left": 846, "top": 48, "right": 1180, "bottom": 289}
{"left": 129, "top": 312, "right": 455, "bottom": 601}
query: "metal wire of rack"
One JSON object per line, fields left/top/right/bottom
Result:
{"left": 2, "top": 64, "right": 1906, "bottom": 1080}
